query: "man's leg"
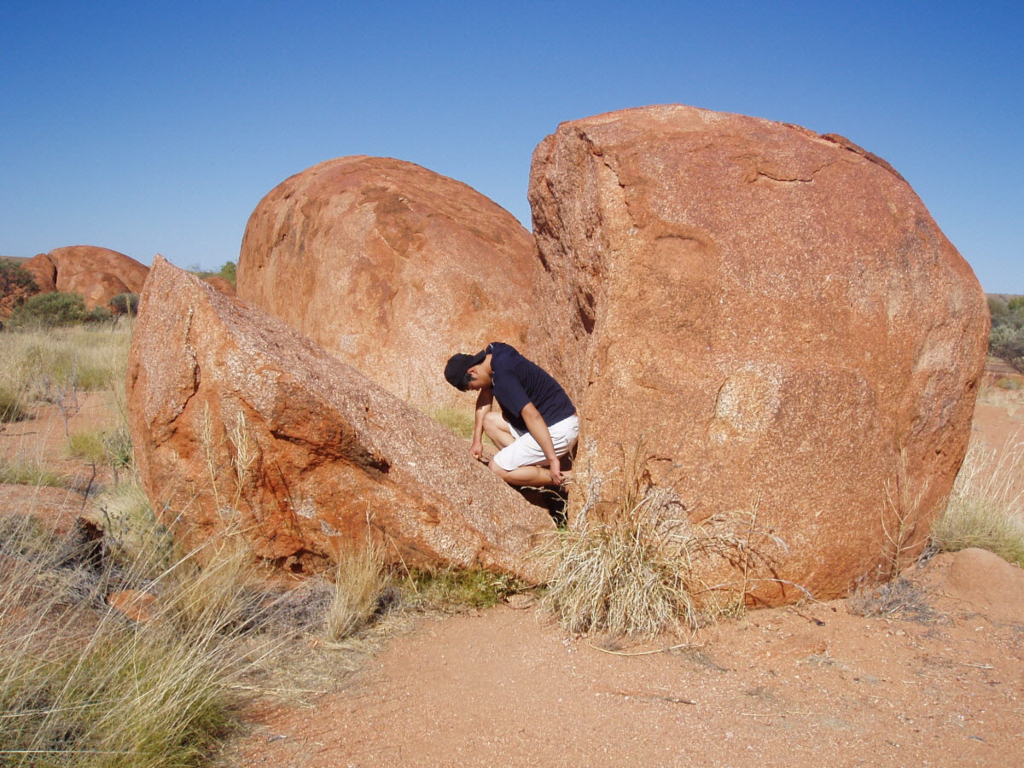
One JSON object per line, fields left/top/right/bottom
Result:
{"left": 482, "top": 410, "right": 515, "bottom": 449}
{"left": 488, "top": 461, "right": 557, "bottom": 486}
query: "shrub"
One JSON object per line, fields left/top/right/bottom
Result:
{"left": 990, "top": 324, "right": 1024, "bottom": 374}
{"left": 109, "top": 292, "right": 140, "bottom": 316}
{"left": 8, "top": 291, "right": 86, "bottom": 329}
{"left": 219, "top": 261, "right": 236, "bottom": 285}
{"left": 84, "top": 305, "right": 114, "bottom": 324}
{"left": 0, "top": 259, "right": 39, "bottom": 296}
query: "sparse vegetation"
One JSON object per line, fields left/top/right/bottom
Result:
{"left": 398, "top": 565, "right": 525, "bottom": 611}
{"left": 430, "top": 407, "right": 475, "bottom": 439}
{"left": 988, "top": 295, "right": 1024, "bottom": 373}
{"left": 109, "top": 292, "right": 140, "bottom": 317}
{"left": 8, "top": 291, "right": 88, "bottom": 329}
{"left": 325, "top": 542, "right": 388, "bottom": 641}
{"left": 929, "top": 431, "right": 1024, "bottom": 566}
{"left": 847, "top": 577, "right": 935, "bottom": 622}
{"left": 539, "top": 442, "right": 774, "bottom": 637}
{"left": 0, "top": 457, "right": 67, "bottom": 488}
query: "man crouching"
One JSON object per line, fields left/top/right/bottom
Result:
{"left": 444, "top": 342, "right": 578, "bottom": 487}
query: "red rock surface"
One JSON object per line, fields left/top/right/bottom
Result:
{"left": 24, "top": 246, "right": 149, "bottom": 309}
{"left": 528, "top": 104, "right": 990, "bottom": 606}
{"left": 126, "top": 256, "right": 553, "bottom": 580}
{"left": 237, "top": 156, "right": 545, "bottom": 411}
{"left": 202, "top": 275, "right": 237, "bottom": 297}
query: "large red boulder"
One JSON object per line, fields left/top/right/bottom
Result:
{"left": 237, "top": 156, "right": 545, "bottom": 411}
{"left": 126, "top": 256, "right": 554, "bottom": 581}
{"left": 25, "top": 246, "right": 149, "bottom": 309}
{"left": 528, "top": 105, "right": 989, "bottom": 606}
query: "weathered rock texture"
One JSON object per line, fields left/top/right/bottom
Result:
{"left": 202, "top": 275, "right": 237, "bottom": 297}
{"left": 528, "top": 105, "right": 989, "bottom": 605}
{"left": 127, "top": 256, "right": 553, "bottom": 581}
{"left": 237, "top": 156, "right": 545, "bottom": 410}
{"left": 26, "top": 246, "right": 149, "bottom": 309}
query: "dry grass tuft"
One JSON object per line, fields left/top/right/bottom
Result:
{"left": 539, "top": 442, "right": 776, "bottom": 638}
{"left": 325, "top": 542, "right": 388, "bottom": 642}
{"left": 0, "top": 512, "right": 274, "bottom": 768}
{"left": 847, "top": 577, "right": 936, "bottom": 622}
{"left": 930, "top": 432, "right": 1024, "bottom": 566}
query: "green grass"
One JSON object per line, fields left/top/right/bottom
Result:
{"left": 0, "top": 386, "right": 28, "bottom": 423}
{"left": 429, "top": 407, "right": 475, "bottom": 440}
{"left": 67, "top": 429, "right": 108, "bottom": 462}
{"left": 397, "top": 566, "right": 525, "bottom": 611}
{"left": 0, "top": 323, "right": 134, "bottom": 408}
{"left": 0, "top": 457, "right": 67, "bottom": 488}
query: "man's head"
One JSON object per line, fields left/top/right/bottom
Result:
{"left": 445, "top": 350, "right": 491, "bottom": 391}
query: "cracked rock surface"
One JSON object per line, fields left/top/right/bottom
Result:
{"left": 527, "top": 104, "right": 989, "bottom": 605}
{"left": 126, "top": 256, "right": 554, "bottom": 581}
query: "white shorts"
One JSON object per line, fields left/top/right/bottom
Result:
{"left": 493, "top": 415, "right": 579, "bottom": 471}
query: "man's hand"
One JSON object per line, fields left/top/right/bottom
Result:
{"left": 549, "top": 459, "right": 564, "bottom": 487}
{"left": 469, "top": 438, "right": 485, "bottom": 462}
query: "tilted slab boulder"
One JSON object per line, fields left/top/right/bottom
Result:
{"left": 528, "top": 105, "right": 989, "bottom": 605}
{"left": 26, "top": 245, "right": 149, "bottom": 309}
{"left": 127, "top": 256, "right": 554, "bottom": 580}
{"left": 237, "top": 156, "right": 545, "bottom": 411}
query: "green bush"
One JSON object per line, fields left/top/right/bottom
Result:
{"left": 990, "top": 296, "right": 1024, "bottom": 373}
{"left": 109, "top": 292, "right": 140, "bottom": 316}
{"left": 991, "top": 324, "right": 1024, "bottom": 374}
{"left": 8, "top": 291, "right": 86, "bottom": 329}
{"left": 192, "top": 261, "right": 237, "bottom": 286}
{"left": 0, "top": 260, "right": 40, "bottom": 300}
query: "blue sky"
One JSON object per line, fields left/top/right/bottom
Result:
{"left": 1, "top": 0, "right": 1021, "bottom": 292}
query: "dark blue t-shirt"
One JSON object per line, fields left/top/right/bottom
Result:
{"left": 487, "top": 342, "right": 575, "bottom": 433}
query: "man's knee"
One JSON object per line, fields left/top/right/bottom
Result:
{"left": 482, "top": 411, "right": 504, "bottom": 432}
{"left": 488, "top": 458, "right": 510, "bottom": 479}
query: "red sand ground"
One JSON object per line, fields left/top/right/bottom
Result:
{"left": 4, "top": 377, "right": 1023, "bottom": 767}
{"left": 223, "top": 379, "right": 1024, "bottom": 768}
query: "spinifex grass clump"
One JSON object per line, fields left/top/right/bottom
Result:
{"left": 541, "top": 484, "right": 699, "bottom": 637}
{"left": 540, "top": 442, "right": 771, "bottom": 638}
{"left": 0, "top": 512, "right": 273, "bottom": 768}
{"left": 930, "top": 431, "right": 1024, "bottom": 566}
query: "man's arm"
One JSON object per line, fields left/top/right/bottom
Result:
{"left": 469, "top": 386, "right": 493, "bottom": 461}
{"left": 520, "top": 402, "right": 563, "bottom": 485}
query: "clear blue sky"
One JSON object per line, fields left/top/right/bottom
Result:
{"left": 2, "top": 0, "right": 1021, "bottom": 292}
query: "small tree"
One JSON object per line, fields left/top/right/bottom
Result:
{"left": 0, "top": 261, "right": 41, "bottom": 323}
{"left": 991, "top": 325, "right": 1024, "bottom": 374}
{"left": 219, "top": 261, "right": 236, "bottom": 285}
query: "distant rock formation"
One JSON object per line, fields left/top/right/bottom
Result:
{"left": 528, "top": 104, "right": 989, "bottom": 606}
{"left": 237, "top": 156, "right": 545, "bottom": 411}
{"left": 25, "top": 246, "right": 149, "bottom": 309}
{"left": 126, "top": 256, "right": 554, "bottom": 581}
